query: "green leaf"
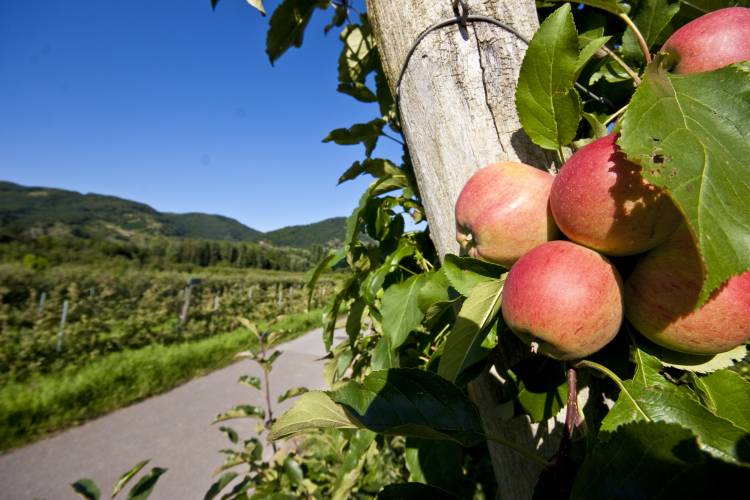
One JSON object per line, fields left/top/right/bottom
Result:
{"left": 266, "top": 0, "right": 327, "bottom": 63}
{"left": 693, "top": 369, "right": 750, "bottom": 433}
{"left": 71, "top": 479, "right": 100, "bottom": 500}
{"left": 416, "top": 269, "right": 451, "bottom": 313}
{"left": 277, "top": 386, "right": 309, "bottom": 404}
{"left": 212, "top": 405, "right": 265, "bottom": 423}
{"left": 332, "top": 430, "right": 376, "bottom": 500}
{"left": 345, "top": 297, "right": 367, "bottom": 342}
{"left": 283, "top": 457, "right": 304, "bottom": 487}
{"left": 324, "top": 3, "right": 348, "bottom": 34}
{"left": 238, "top": 375, "right": 261, "bottom": 391}
{"left": 404, "top": 439, "right": 466, "bottom": 496}
{"left": 639, "top": 337, "right": 747, "bottom": 374}
{"left": 516, "top": 3, "right": 582, "bottom": 150}
{"left": 362, "top": 238, "right": 417, "bottom": 304}
{"left": 381, "top": 274, "right": 427, "bottom": 350}
{"left": 371, "top": 336, "right": 400, "bottom": 370}
{"left": 338, "top": 23, "right": 377, "bottom": 86}
{"left": 246, "top": 0, "right": 266, "bottom": 15}
{"left": 378, "top": 483, "right": 459, "bottom": 499}
{"left": 677, "top": 0, "right": 750, "bottom": 20}
{"left": 339, "top": 158, "right": 403, "bottom": 185}
{"left": 305, "top": 248, "right": 344, "bottom": 309}
{"left": 510, "top": 357, "right": 568, "bottom": 423}
{"left": 619, "top": 61, "right": 750, "bottom": 302}
{"left": 442, "top": 254, "right": 504, "bottom": 297}
{"left": 203, "top": 471, "right": 238, "bottom": 500}
{"left": 324, "top": 118, "right": 386, "bottom": 157}
{"left": 112, "top": 459, "right": 150, "bottom": 497}
{"left": 127, "top": 467, "right": 167, "bottom": 500}
{"left": 328, "top": 368, "right": 486, "bottom": 446}
{"left": 218, "top": 426, "right": 239, "bottom": 444}
{"left": 581, "top": 111, "right": 610, "bottom": 140}
{"left": 572, "top": 421, "right": 748, "bottom": 499}
{"left": 438, "top": 279, "right": 504, "bottom": 382}
{"left": 269, "top": 391, "right": 359, "bottom": 440}
{"left": 576, "top": 36, "right": 610, "bottom": 77}
{"left": 601, "top": 346, "right": 750, "bottom": 465}
{"left": 622, "top": 0, "right": 680, "bottom": 61}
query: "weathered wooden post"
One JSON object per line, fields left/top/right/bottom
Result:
{"left": 366, "top": 1, "right": 557, "bottom": 497}
{"left": 56, "top": 299, "right": 69, "bottom": 354}
{"left": 37, "top": 291, "right": 47, "bottom": 316}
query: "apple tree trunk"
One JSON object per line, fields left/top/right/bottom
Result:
{"left": 366, "top": 1, "right": 560, "bottom": 498}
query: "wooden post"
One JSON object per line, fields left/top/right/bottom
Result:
{"left": 179, "top": 286, "right": 192, "bottom": 326}
{"left": 276, "top": 283, "right": 283, "bottom": 307}
{"left": 366, "top": 2, "right": 559, "bottom": 498}
{"left": 37, "top": 291, "right": 47, "bottom": 316}
{"left": 248, "top": 286, "right": 254, "bottom": 302}
{"left": 56, "top": 299, "right": 69, "bottom": 354}
{"left": 212, "top": 294, "right": 220, "bottom": 311}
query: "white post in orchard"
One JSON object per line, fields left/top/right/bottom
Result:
{"left": 366, "top": 1, "right": 558, "bottom": 497}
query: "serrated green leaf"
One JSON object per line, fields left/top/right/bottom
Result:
{"left": 438, "top": 279, "right": 504, "bottom": 383}
{"left": 305, "top": 248, "right": 344, "bottom": 309}
{"left": 213, "top": 405, "right": 265, "bottom": 423}
{"left": 324, "top": 118, "right": 386, "bottom": 157}
{"left": 112, "top": 459, "right": 150, "bottom": 497}
{"left": 238, "top": 375, "right": 261, "bottom": 390}
{"left": 246, "top": 0, "right": 266, "bottom": 15}
{"left": 127, "top": 467, "right": 167, "bottom": 500}
{"left": 328, "top": 368, "right": 485, "bottom": 446}
{"left": 381, "top": 274, "right": 427, "bottom": 350}
{"left": 266, "top": 0, "right": 327, "bottom": 63}
{"left": 601, "top": 346, "right": 750, "bottom": 465}
{"left": 582, "top": 111, "right": 610, "bottom": 140}
{"left": 204, "top": 471, "right": 238, "bottom": 500}
{"left": 516, "top": 3, "right": 582, "bottom": 150}
{"left": 362, "top": 238, "right": 417, "bottom": 304}
{"left": 693, "top": 369, "right": 750, "bottom": 433}
{"left": 378, "top": 483, "right": 459, "bottom": 499}
{"left": 619, "top": 61, "right": 750, "bottom": 302}
{"left": 442, "top": 254, "right": 504, "bottom": 297}
{"left": 572, "top": 421, "right": 747, "bottom": 499}
{"left": 269, "top": 391, "right": 359, "bottom": 440}
{"left": 622, "top": 0, "right": 680, "bottom": 61}
{"left": 640, "top": 337, "right": 747, "bottom": 374}
{"left": 71, "top": 479, "right": 100, "bottom": 500}
{"left": 277, "top": 386, "right": 309, "bottom": 404}
{"left": 371, "top": 336, "right": 400, "bottom": 370}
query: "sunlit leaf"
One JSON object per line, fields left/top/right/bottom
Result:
{"left": 619, "top": 60, "right": 750, "bottom": 301}
{"left": 269, "top": 391, "right": 359, "bottom": 440}
{"left": 112, "top": 459, "right": 150, "bottom": 497}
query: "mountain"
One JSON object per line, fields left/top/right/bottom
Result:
{"left": 260, "top": 217, "right": 348, "bottom": 248}
{"left": 0, "top": 181, "right": 344, "bottom": 248}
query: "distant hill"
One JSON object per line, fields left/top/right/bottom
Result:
{"left": 0, "top": 181, "right": 345, "bottom": 248}
{"left": 260, "top": 217, "right": 347, "bottom": 248}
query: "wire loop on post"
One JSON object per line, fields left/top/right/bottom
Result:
{"left": 452, "top": 0, "right": 470, "bottom": 29}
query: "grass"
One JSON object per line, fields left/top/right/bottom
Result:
{"left": 0, "top": 309, "right": 325, "bottom": 452}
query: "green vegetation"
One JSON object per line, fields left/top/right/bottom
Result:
{"left": 0, "top": 309, "right": 323, "bottom": 451}
{"left": 0, "top": 180, "right": 346, "bottom": 249}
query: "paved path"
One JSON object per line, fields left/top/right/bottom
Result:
{"left": 0, "top": 328, "right": 342, "bottom": 500}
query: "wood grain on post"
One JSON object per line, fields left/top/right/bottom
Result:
{"left": 366, "top": 1, "right": 560, "bottom": 497}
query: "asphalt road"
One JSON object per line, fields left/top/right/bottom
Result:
{"left": 0, "top": 328, "right": 341, "bottom": 500}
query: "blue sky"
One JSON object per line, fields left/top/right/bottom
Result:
{"left": 0, "top": 0, "right": 400, "bottom": 232}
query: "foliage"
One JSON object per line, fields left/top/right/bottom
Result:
{"left": 0, "top": 263, "right": 336, "bottom": 382}
{"left": 75, "top": 0, "right": 750, "bottom": 498}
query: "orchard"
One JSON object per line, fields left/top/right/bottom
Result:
{"left": 77, "top": 1, "right": 750, "bottom": 499}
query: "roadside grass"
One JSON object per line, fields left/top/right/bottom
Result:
{"left": 0, "top": 309, "right": 325, "bottom": 452}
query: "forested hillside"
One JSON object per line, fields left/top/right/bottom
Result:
{"left": 0, "top": 181, "right": 346, "bottom": 248}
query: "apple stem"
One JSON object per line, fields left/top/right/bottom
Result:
{"left": 618, "top": 13, "right": 652, "bottom": 64}
{"left": 600, "top": 45, "right": 642, "bottom": 85}
{"left": 605, "top": 104, "right": 628, "bottom": 126}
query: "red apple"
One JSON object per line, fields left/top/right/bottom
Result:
{"left": 455, "top": 162, "right": 560, "bottom": 267}
{"left": 661, "top": 7, "right": 750, "bottom": 74}
{"left": 625, "top": 226, "right": 750, "bottom": 355}
{"left": 549, "top": 134, "right": 682, "bottom": 256}
{"left": 501, "top": 241, "right": 624, "bottom": 360}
